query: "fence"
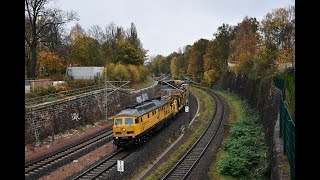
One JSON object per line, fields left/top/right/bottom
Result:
{"left": 213, "top": 71, "right": 290, "bottom": 179}
{"left": 29, "top": 79, "right": 52, "bottom": 91}
{"left": 25, "top": 84, "right": 105, "bottom": 107}
{"left": 273, "top": 76, "right": 295, "bottom": 180}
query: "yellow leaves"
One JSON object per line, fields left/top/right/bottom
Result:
{"left": 203, "top": 69, "right": 220, "bottom": 86}
{"left": 278, "top": 49, "right": 293, "bottom": 63}
{"left": 105, "top": 63, "right": 149, "bottom": 82}
{"left": 128, "top": 64, "right": 140, "bottom": 83}
{"left": 170, "top": 57, "right": 178, "bottom": 79}
{"left": 38, "top": 51, "right": 64, "bottom": 71}
{"left": 54, "top": 84, "right": 70, "bottom": 92}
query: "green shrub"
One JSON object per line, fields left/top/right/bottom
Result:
{"left": 218, "top": 154, "right": 251, "bottom": 177}
{"left": 138, "top": 65, "right": 149, "bottom": 82}
{"left": 217, "top": 100, "right": 268, "bottom": 179}
{"left": 26, "top": 85, "right": 58, "bottom": 98}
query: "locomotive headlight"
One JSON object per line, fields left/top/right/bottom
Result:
{"left": 122, "top": 128, "right": 126, "bottom": 131}
{"left": 116, "top": 137, "right": 118, "bottom": 139}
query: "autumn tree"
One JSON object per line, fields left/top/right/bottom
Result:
{"left": 187, "top": 39, "right": 209, "bottom": 82}
{"left": 37, "top": 51, "right": 64, "bottom": 77}
{"left": 115, "top": 40, "right": 144, "bottom": 65}
{"left": 101, "top": 22, "right": 146, "bottom": 65}
{"left": 229, "top": 17, "right": 260, "bottom": 75}
{"left": 203, "top": 40, "right": 224, "bottom": 85}
{"left": 150, "top": 54, "right": 174, "bottom": 77}
{"left": 25, "top": 0, "right": 78, "bottom": 78}
{"left": 261, "top": 5, "right": 295, "bottom": 67}
{"left": 127, "top": 23, "right": 147, "bottom": 61}
{"left": 170, "top": 57, "right": 178, "bottom": 79}
{"left": 214, "top": 23, "right": 235, "bottom": 70}
{"left": 68, "top": 24, "right": 105, "bottom": 66}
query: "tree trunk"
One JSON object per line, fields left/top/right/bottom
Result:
{"left": 30, "top": 25, "right": 37, "bottom": 79}
{"left": 30, "top": 41, "right": 37, "bottom": 79}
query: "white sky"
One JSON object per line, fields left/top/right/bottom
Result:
{"left": 53, "top": 0, "right": 294, "bottom": 58}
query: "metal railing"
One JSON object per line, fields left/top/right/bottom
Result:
{"left": 273, "top": 76, "right": 295, "bottom": 180}
{"left": 25, "top": 84, "right": 105, "bottom": 107}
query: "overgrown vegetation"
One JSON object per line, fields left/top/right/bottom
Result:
{"left": 145, "top": 87, "right": 214, "bottom": 179}
{"left": 278, "top": 73, "right": 295, "bottom": 120}
{"left": 25, "top": 85, "right": 58, "bottom": 99}
{"left": 104, "top": 63, "right": 149, "bottom": 83}
{"left": 218, "top": 117, "right": 268, "bottom": 179}
{"left": 208, "top": 90, "right": 268, "bottom": 180}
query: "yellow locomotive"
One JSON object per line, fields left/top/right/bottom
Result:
{"left": 113, "top": 81, "right": 188, "bottom": 148}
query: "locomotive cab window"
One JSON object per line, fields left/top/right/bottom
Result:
{"left": 135, "top": 118, "right": 139, "bottom": 124}
{"left": 125, "top": 118, "right": 133, "bottom": 125}
{"left": 115, "top": 119, "right": 122, "bottom": 125}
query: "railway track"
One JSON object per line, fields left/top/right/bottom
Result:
{"left": 161, "top": 86, "right": 225, "bottom": 180}
{"left": 25, "top": 127, "right": 113, "bottom": 179}
{"left": 71, "top": 148, "right": 131, "bottom": 180}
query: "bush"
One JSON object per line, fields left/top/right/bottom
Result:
{"left": 105, "top": 63, "right": 116, "bottom": 80}
{"left": 138, "top": 65, "right": 149, "bottom": 82}
{"left": 113, "top": 63, "right": 130, "bottom": 81}
{"left": 54, "top": 84, "right": 70, "bottom": 92}
{"left": 218, "top": 154, "right": 251, "bottom": 177}
{"left": 128, "top": 64, "right": 140, "bottom": 83}
{"left": 218, "top": 102, "right": 268, "bottom": 179}
{"left": 26, "top": 85, "right": 58, "bottom": 98}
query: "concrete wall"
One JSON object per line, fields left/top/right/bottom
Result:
{"left": 25, "top": 83, "right": 160, "bottom": 145}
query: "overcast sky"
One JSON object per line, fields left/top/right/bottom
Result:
{"left": 53, "top": 0, "right": 294, "bottom": 58}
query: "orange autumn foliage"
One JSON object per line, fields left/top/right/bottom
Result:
{"left": 38, "top": 51, "right": 65, "bottom": 73}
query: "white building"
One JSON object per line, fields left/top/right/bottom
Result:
{"left": 66, "top": 66, "right": 104, "bottom": 80}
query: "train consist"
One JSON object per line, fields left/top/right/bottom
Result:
{"left": 112, "top": 80, "right": 189, "bottom": 148}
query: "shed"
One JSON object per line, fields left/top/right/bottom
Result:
{"left": 29, "top": 79, "right": 53, "bottom": 91}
